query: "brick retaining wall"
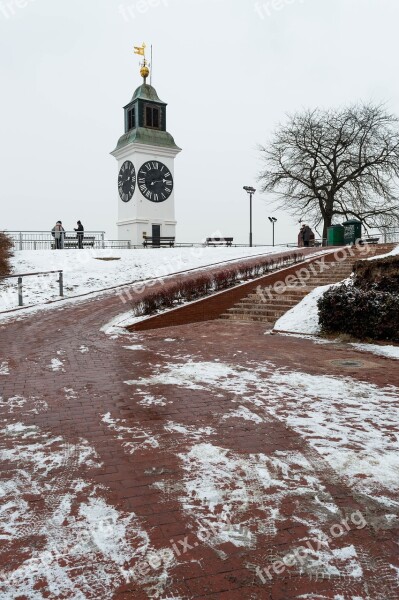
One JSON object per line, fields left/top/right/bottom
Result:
{"left": 127, "top": 248, "right": 339, "bottom": 332}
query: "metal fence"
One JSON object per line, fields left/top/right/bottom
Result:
{"left": 3, "top": 231, "right": 132, "bottom": 250}
{"left": 367, "top": 229, "right": 399, "bottom": 244}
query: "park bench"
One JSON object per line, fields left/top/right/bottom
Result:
{"left": 360, "top": 236, "right": 380, "bottom": 245}
{"left": 51, "top": 235, "right": 95, "bottom": 249}
{"left": 143, "top": 236, "right": 175, "bottom": 248}
{"left": 206, "top": 237, "right": 233, "bottom": 247}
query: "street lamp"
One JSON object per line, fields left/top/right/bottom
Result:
{"left": 268, "top": 216, "right": 277, "bottom": 246}
{"left": 243, "top": 186, "right": 256, "bottom": 247}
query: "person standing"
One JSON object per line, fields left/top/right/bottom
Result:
{"left": 74, "top": 220, "right": 84, "bottom": 249}
{"left": 303, "top": 225, "right": 312, "bottom": 247}
{"left": 51, "top": 221, "right": 65, "bottom": 250}
{"left": 298, "top": 224, "right": 306, "bottom": 247}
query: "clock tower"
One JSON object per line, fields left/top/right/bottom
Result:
{"left": 111, "top": 50, "right": 181, "bottom": 245}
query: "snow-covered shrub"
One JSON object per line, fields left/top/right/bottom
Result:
{"left": 0, "top": 232, "right": 13, "bottom": 276}
{"left": 318, "top": 283, "right": 399, "bottom": 341}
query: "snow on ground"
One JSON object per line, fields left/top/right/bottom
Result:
{"left": 0, "top": 411, "right": 176, "bottom": 599}
{"left": 101, "top": 412, "right": 159, "bottom": 454}
{"left": 119, "top": 355, "right": 399, "bottom": 577}
{"left": 274, "top": 284, "right": 333, "bottom": 334}
{"left": 350, "top": 343, "right": 399, "bottom": 360}
{"left": 367, "top": 243, "right": 399, "bottom": 261}
{"left": 130, "top": 358, "right": 399, "bottom": 499}
{"left": 0, "top": 361, "right": 10, "bottom": 375}
{"left": 0, "top": 247, "right": 287, "bottom": 311}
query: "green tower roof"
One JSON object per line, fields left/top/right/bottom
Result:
{"left": 131, "top": 83, "right": 165, "bottom": 104}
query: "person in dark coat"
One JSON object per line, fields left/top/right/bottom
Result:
{"left": 74, "top": 221, "right": 84, "bottom": 249}
{"left": 303, "top": 225, "right": 312, "bottom": 247}
{"left": 298, "top": 224, "right": 306, "bottom": 247}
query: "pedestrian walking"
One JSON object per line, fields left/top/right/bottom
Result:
{"left": 51, "top": 221, "right": 65, "bottom": 250}
{"left": 74, "top": 220, "right": 84, "bottom": 249}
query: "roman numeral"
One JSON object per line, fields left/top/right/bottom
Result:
{"left": 138, "top": 178, "right": 145, "bottom": 184}
{"left": 151, "top": 162, "right": 159, "bottom": 170}
{"left": 153, "top": 194, "right": 159, "bottom": 202}
{"left": 139, "top": 185, "right": 146, "bottom": 192}
{"left": 165, "top": 172, "right": 171, "bottom": 178}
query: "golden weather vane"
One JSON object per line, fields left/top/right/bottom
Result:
{"left": 134, "top": 42, "right": 151, "bottom": 83}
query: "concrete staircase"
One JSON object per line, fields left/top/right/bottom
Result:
{"left": 219, "top": 245, "right": 393, "bottom": 327}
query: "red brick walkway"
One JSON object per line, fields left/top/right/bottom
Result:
{"left": 0, "top": 279, "right": 398, "bottom": 599}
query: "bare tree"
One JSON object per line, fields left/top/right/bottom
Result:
{"left": 258, "top": 102, "right": 399, "bottom": 241}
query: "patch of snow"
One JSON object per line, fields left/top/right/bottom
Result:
{"left": 222, "top": 406, "right": 263, "bottom": 424}
{"left": 124, "top": 344, "right": 145, "bottom": 351}
{"left": 367, "top": 244, "right": 399, "bottom": 261}
{"left": 274, "top": 284, "right": 333, "bottom": 334}
{"left": 137, "top": 394, "right": 168, "bottom": 407}
{"left": 63, "top": 387, "right": 78, "bottom": 400}
{"left": 164, "top": 422, "right": 215, "bottom": 439}
{"left": 79, "top": 345, "right": 89, "bottom": 353}
{"left": 49, "top": 358, "right": 64, "bottom": 372}
{"left": 0, "top": 361, "right": 10, "bottom": 375}
{"left": 351, "top": 343, "right": 399, "bottom": 360}
{"left": 0, "top": 395, "right": 47, "bottom": 415}
{"left": 101, "top": 412, "right": 159, "bottom": 454}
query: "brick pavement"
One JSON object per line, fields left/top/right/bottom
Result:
{"left": 0, "top": 275, "right": 399, "bottom": 599}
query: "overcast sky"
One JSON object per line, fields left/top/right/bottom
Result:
{"left": 1, "top": 0, "right": 398, "bottom": 244}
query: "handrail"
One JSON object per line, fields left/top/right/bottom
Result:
{"left": 0, "top": 270, "right": 63, "bottom": 306}
{"left": 0, "top": 270, "right": 62, "bottom": 279}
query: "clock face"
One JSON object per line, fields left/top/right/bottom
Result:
{"left": 118, "top": 160, "right": 136, "bottom": 203}
{"left": 138, "top": 161, "right": 173, "bottom": 203}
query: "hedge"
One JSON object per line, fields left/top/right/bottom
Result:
{"left": 132, "top": 253, "right": 303, "bottom": 317}
{"left": 0, "top": 232, "right": 13, "bottom": 277}
{"left": 318, "top": 282, "right": 399, "bottom": 341}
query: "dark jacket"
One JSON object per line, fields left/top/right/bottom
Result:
{"left": 303, "top": 226, "right": 312, "bottom": 243}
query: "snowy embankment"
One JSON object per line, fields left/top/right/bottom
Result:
{"left": 0, "top": 247, "right": 286, "bottom": 311}
{"left": 274, "top": 283, "right": 338, "bottom": 335}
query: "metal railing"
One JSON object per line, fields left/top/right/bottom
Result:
{"left": 0, "top": 270, "right": 63, "bottom": 307}
{"left": 366, "top": 229, "right": 399, "bottom": 244}
{"left": 2, "top": 231, "right": 132, "bottom": 250}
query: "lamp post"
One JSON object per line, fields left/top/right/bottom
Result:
{"left": 268, "top": 216, "right": 277, "bottom": 246}
{"left": 243, "top": 186, "right": 256, "bottom": 247}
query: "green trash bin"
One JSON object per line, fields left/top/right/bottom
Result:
{"left": 343, "top": 219, "right": 362, "bottom": 245}
{"left": 327, "top": 225, "right": 345, "bottom": 246}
